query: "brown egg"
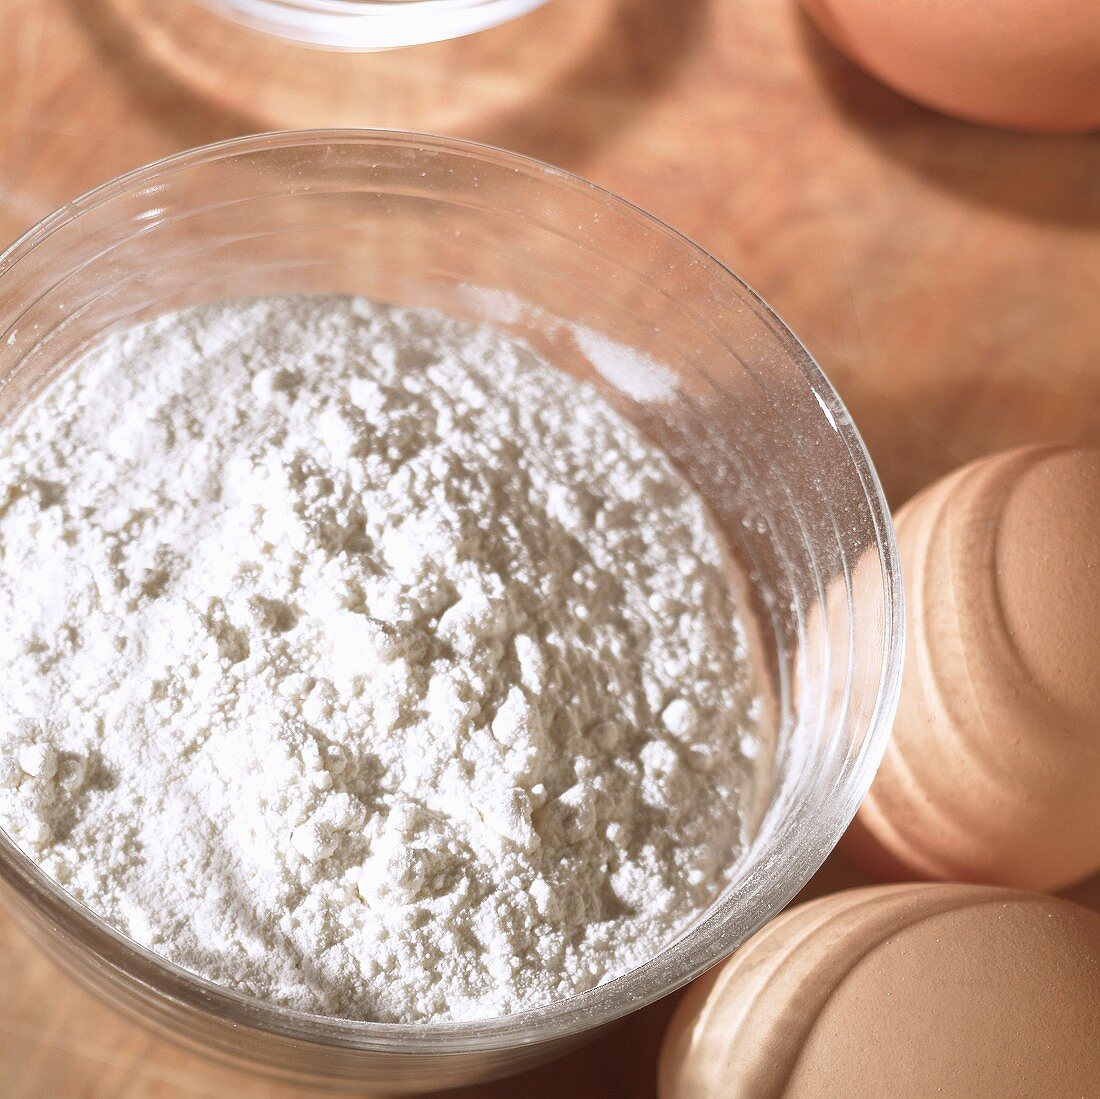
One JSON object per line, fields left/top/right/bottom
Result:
{"left": 659, "top": 883, "right": 1100, "bottom": 1098}
{"left": 801, "top": 0, "right": 1100, "bottom": 133}
{"left": 845, "top": 446, "right": 1100, "bottom": 891}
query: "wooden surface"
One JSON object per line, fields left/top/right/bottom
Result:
{"left": 1, "top": 0, "right": 1099, "bottom": 1094}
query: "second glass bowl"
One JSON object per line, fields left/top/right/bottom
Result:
{"left": 194, "top": 0, "right": 554, "bottom": 49}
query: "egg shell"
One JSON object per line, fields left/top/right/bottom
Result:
{"left": 845, "top": 446, "right": 1100, "bottom": 891}
{"left": 659, "top": 883, "right": 1100, "bottom": 1098}
{"left": 801, "top": 0, "right": 1100, "bottom": 133}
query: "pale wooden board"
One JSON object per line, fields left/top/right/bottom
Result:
{"left": 0, "top": 0, "right": 1098, "bottom": 1094}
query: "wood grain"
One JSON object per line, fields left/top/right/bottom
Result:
{"left": 1, "top": 0, "right": 1098, "bottom": 1094}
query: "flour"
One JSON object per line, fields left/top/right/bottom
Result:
{"left": 0, "top": 295, "right": 771, "bottom": 1023}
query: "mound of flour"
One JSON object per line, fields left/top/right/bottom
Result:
{"left": 0, "top": 295, "right": 770, "bottom": 1022}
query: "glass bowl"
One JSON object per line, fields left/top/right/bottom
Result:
{"left": 193, "top": 0, "right": 554, "bottom": 49}
{"left": 0, "top": 130, "right": 903, "bottom": 1092}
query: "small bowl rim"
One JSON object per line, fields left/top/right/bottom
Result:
{"left": 194, "top": 0, "right": 554, "bottom": 49}
{"left": 0, "top": 128, "right": 904, "bottom": 1055}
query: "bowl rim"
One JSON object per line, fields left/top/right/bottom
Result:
{"left": 210, "top": 0, "right": 542, "bottom": 12}
{"left": 194, "top": 0, "right": 554, "bottom": 49}
{"left": 0, "top": 128, "right": 904, "bottom": 1055}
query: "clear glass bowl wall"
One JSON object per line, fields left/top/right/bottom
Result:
{"left": 194, "top": 0, "right": 553, "bottom": 49}
{"left": 0, "top": 131, "right": 903, "bottom": 1092}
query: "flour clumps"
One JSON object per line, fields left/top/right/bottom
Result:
{"left": 0, "top": 295, "right": 771, "bottom": 1022}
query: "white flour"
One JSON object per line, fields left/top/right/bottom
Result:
{"left": 0, "top": 295, "right": 770, "bottom": 1022}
